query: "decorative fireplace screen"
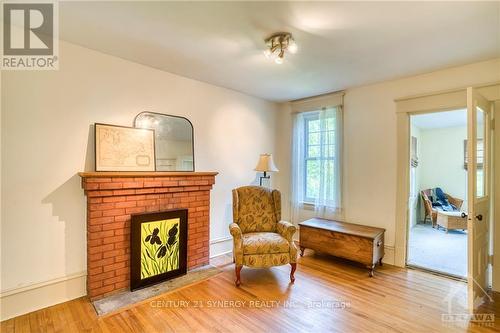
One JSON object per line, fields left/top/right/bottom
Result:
{"left": 130, "top": 209, "right": 188, "bottom": 290}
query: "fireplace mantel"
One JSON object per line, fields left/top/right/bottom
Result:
{"left": 79, "top": 171, "right": 218, "bottom": 178}
{"left": 79, "top": 171, "right": 217, "bottom": 299}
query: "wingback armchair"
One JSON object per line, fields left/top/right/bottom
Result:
{"left": 229, "top": 186, "right": 297, "bottom": 286}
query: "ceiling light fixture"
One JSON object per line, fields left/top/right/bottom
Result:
{"left": 264, "top": 32, "right": 297, "bottom": 64}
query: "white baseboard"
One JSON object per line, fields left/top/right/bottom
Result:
{"left": 210, "top": 236, "right": 232, "bottom": 258}
{"left": 383, "top": 245, "right": 396, "bottom": 266}
{"left": 0, "top": 272, "right": 86, "bottom": 321}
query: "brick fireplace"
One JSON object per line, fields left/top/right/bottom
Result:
{"left": 79, "top": 171, "right": 217, "bottom": 299}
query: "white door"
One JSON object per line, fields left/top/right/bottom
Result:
{"left": 467, "top": 87, "right": 492, "bottom": 311}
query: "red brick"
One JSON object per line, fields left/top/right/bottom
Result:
{"left": 114, "top": 241, "right": 129, "bottom": 250}
{"left": 103, "top": 274, "right": 127, "bottom": 286}
{"left": 88, "top": 267, "right": 103, "bottom": 276}
{"left": 114, "top": 214, "right": 131, "bottom": 222}
{"left": 162, "top": 180, "right": 178, "bottom": 187}
{"left": 89, "top": 197, "right": 102, "bottom": 204}
{"left": 92, "top": 271, "right": 115, "bottom": 282}
{"left": 88, "top": 239, "right": 103, "bottom": 247}
{"left": 99, "top": 182, "right": 123, "bottom": 190}
{"left": 88, "top": 280, "right": 103, "bottom": 290}
{"left": 144, "top": 181, "right": 162, "bottom": 188}
{"left": 115, "top": 254, "right": 129, "bottom": 262}
{"left": 91, "top": 284, "right": 115, "bottom": 296}
{"left": 136, "top": 188, "right": 155, "bottom": 194}
{"left": 103, "top": 261, "right": 127, "bottom": 272}
{"left": 88, "top": 225, "right": 102, "bottom": 233}
{"left": 115, "top": 201, "right": 136, "bottom": 209}
{"left": 114, "top": 228, "right": 130, "bottom": 236}
{"left": 89, "top": 211, "right": 103, "bottom": 218}
{"left": 102, "top": 249, "right": 126, "bottom": 259}
{"left": 84, "top": 183, "right": 99, "bottom": 190}
{"left": 89, "top": 253, "right": 102, "bottom": 262}
{"left": 89, "top": 257, "right": 114, "bottom": 269}
{"left": 125, "top": 206, "right": 146, "bottom": 214}
{"left": 88, "top": 243, "right": 114, "bottom": 255}
{"left": 89, "top": 230, "right": 114, "bottom": 240}
{"left": 90, "top": 203, "right": 114, "bottom": 211}
{"left": 123, "top": 181, "right": 143, "bottom": 188}
{"left": 114, "top": 281, "right": 129, "bottom": 290}
{"left": 89, "top": 216, "right": 114, "bottom": 225}
{"left": 102, "top": 196, "right": 127, "bottom": 203}
{"left": 115, "top": 267, "right": 129, "bottom": 276}
{"left": 127, "top": 195, "right": 145, "bottom": 201}
{"left": 103, "top": 235, "right": 128, "bottom": 244}
{"left": 102, "top": 221, "right": 126, "bottom": 231}
{"left": 102, "top": 208, "right": 126, "bottom": 217}
{"left": 112, "top": 177, "right": 132, "bottom": 182}
{"left": 113, "top": 189, "right": 136, "bottom": 196}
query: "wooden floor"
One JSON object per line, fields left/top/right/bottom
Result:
{"left": 2, "top": 250, "right": 499, "bottom": 332}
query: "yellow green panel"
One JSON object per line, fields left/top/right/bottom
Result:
{"left": 140, "top": 218, "right": 180, "bottom": 279}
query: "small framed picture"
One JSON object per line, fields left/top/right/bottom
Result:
{"left": 94, "top": 123, "right": 156, "bottom": 171}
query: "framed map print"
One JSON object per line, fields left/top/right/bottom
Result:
{"left": 95, "top": 123, "right": 156, "bottom": 171}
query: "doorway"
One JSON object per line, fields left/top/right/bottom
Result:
{"left": 395, "top": 85, "right": 497, "bottom": 312}
{"left": 407, "top": 109, "right": 468, "bottom": 278}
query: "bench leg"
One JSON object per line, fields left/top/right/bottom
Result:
{"left": 379, "top": 258, "right": 383, "bottom": 266}
{"left": 368, "top": 264, "right": 375, "bottom": 277}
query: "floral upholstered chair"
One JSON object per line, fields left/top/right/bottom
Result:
{"left": 229, "top": 186, "right": 297, "bottom": 286}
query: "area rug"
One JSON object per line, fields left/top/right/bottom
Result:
{"left": 92, "top": 265, "right": 222, "bottom": 316}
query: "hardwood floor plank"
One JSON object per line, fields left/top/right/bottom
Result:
{"left": 2, "top": 252, "right": 499, "bottom": 332}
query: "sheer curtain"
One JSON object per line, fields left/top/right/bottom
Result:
{"left": 291, "top": 106, "right": 342, "bottom": 223}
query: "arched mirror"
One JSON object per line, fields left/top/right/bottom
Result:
{"left": 134, "top": 112, "right": 194, "bottom": 171}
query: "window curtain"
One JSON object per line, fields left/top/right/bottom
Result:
{"left": 291, "top": 106, "right": 342, "bottom": 223}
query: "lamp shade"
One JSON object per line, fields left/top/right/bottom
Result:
{"left": 254, "top": 154, "right": 279, "bottom": 172}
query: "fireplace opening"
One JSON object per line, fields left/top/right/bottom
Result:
{"left": 130, "top": 209, "right": 188, "bottom": 291}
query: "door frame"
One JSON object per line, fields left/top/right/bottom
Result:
{"left": 394, "top": 83, "right": 499, "bottom": 270}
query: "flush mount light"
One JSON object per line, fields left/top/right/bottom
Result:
{"left": 263, "top": 32, "right": 297, "bottom": 64}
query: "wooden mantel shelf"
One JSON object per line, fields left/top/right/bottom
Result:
{"left": 79, "top": 171, "right": 218, "bottom": 178}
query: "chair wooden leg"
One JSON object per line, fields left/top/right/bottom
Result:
{"left": 235, "top": 265, "right": 242, "bottom": 286}
{"left": 290, "top": 263, "right": 297, "bottom": 283}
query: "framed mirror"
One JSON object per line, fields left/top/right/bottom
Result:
{"left": 134, "top": 112, "right": 194, "bottom": 171}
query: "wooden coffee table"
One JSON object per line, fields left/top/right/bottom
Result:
{"left": 299, "top": 218, "right": 385, "bottom": 277}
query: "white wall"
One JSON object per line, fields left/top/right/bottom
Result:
{"left": 0, "top": 40, "right": 278, "bottom": 319}
{"left": 418, "top": 125, "right": 467, "bottom": 203}
{"left": 274, "top": 58, "right": 500, "bottom": 264}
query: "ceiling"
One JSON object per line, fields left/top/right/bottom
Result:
{"left": 411, "top": 109, "right": 467, "bottom": 129}
{"left": 59, "top": 2, "right": 500, "bottom": 102}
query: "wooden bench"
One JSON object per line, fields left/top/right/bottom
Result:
{"left": 299, "top": 218, "right": 385, "bottom": 277}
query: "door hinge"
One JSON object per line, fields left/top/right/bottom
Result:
{"left": 489, "top": 254, "right": 494, "bottom": 265}
{"left": 491, "top": 119, "right": 495, "bottom": 130}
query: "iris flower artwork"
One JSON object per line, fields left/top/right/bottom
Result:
{"left": 140, "top": 218, "right": 180, "bottom": 279}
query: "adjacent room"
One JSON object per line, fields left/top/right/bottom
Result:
{"left": 408, "top": 110, "right": 468, "bottom": 278}
{"left": 1, "top": 1, "right": 500, "bottom": 332}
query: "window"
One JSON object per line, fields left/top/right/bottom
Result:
{"left": 303, "top": 112, "right": 336, "bottom": 203}
{"left": 292, "top": 107, "right": 341, "bottom": 211}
